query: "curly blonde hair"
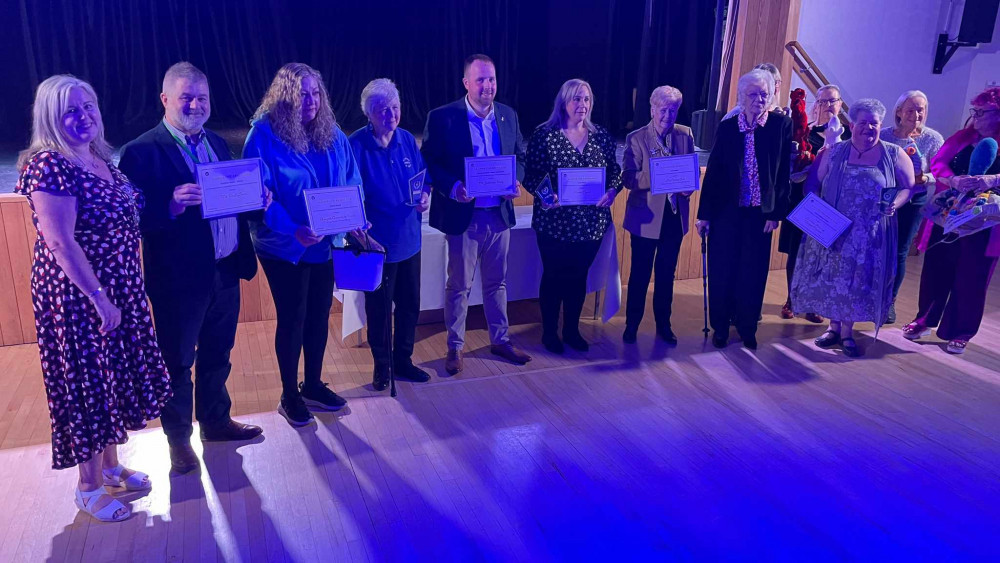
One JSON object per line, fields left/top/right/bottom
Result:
{"left": 252, "top": 63, "right": 336, "bottom": 153}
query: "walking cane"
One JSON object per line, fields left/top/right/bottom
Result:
{"left": 366, "top": 230, "right": 396, "bottom": 398}
{"left": 700, "top": 231, "right": 710, "bottom": 339}
{"left": 384, "top": 269, "right": 396, "bottom": 398}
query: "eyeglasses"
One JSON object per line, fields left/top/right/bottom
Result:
{"left": 817, "top": 98, "right": 841, "bottom": 106}
{"left": 970, "top": 108, "right": 1000, "bottom": 118}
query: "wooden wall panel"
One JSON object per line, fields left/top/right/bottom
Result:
{"left": 1, "top": 172, "right": 793, "bottom": 343}
{"left": 0, "top": 203, "right": 19, "bottom": 347}
{"left": 1, "top": 201, "right": 35, "bottom": 345}
{"left": 725, "top": 0, "right": 802, "bottom": 111}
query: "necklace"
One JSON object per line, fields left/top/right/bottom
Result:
{"left": 851, "top": 141, "right": 878, "bottom": 158}
{"left": 69, "top": 149, "right": 102, "bottom": 173}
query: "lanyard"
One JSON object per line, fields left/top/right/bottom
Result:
{"left": 167, "top": 130, "right": 215, "bottom": 164}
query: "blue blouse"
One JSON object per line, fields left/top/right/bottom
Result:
{"left": 348, "top": 124, "right": 427, "bottom": 263}
{"left": 242, "top": 116, "right": 363, "bottom": 264}
{"left": 243, "top": 116, "right": 361, "bottom": 264}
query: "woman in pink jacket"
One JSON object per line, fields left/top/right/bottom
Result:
{"left": 902, "top": 87, "right": 1000, "bottom": 354}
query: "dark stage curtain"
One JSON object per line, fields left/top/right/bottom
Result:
{"left": 632, "top": 0, "right": 717, "bottom": 133}
{"left": 2, "top": 0, "right": 712, "bottom": 149}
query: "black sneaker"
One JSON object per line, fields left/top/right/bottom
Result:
{"left": 886, "top": 301, "right": 897, "bottom": 324}
{"left": 278, "top": 394, "right": 314, "bottom": 427}
{"left": 300, "top": 381, "right": 347, "bottom": 411}
{"left": 394, "top": 363, "right": 430, "bottom": 383}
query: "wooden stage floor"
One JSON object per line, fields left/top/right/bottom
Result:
{"left": 0, "top": 255, "right": 998, "bottom": 561}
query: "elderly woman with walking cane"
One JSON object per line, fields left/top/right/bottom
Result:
{"left": 697, "top": 69, "right": 792, "bottom": 350}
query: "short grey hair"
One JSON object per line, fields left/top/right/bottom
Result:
{"left": 848, "top": 98, "right": 887, "bottom": 122}
{"left": 892, "top": 90, "right": 928, "bottom": 126}
{"left": 360, "top": 78, "right": 400, "bottom": 118}
{"left": 736, "top": 69, "right": 775, "bottom": 111}
{"left": 650, "top": 85, "right": 682, "bottom": 107}
{"left": 816, "top": 84, "right": 840, "bottom": 98}
{"left": 754, "top": 62, "right": 781, "bottom": 82}
{"left": 162, "top": 61, "right": 208, "bottom": 92}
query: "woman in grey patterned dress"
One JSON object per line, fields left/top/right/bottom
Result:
{"left": 791, "top": 99, "right": 915, "bottom": 357}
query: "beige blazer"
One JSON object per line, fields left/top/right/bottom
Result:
{"left": 621, "top": 122, "right": 695, "bottom": 238}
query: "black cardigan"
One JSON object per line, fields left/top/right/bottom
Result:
{"left": 697, "top": 112, "right": 792, "bottom": 222}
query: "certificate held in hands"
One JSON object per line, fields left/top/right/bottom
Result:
{"left": 196, "top": 158, "right": 266, "bottom": 219}
{"left": 787, "top": 192, "right": 852, "bottom": 248}
{"left": 464, "top": 155, "right": 518, "bottom": 197}
{"left": 649, "top": 153, "right": 700, "bottom": 194}
{"left": 303, "top": 185, "right": 367, "bottom": 236}
{"left": 558, "top": 167, "right": 606, "bottom": 205}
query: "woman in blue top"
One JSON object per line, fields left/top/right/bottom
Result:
{"left": 349, "top": 79, "right": 431, "bottom": 392}
{"left": 243, "top": 63, "right": 379, "bottom": 426}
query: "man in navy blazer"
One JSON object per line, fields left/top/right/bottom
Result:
{"left": 421, "top": 54, "right": 532, "bottom": 374}
{"left": 118, "top": 62, "right": 262, "bottom": 474}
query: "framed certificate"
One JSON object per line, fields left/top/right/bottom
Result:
{"left": 649, "top": 153, "right": 700, "bottom": 195}
{"left": 787, "top": 192, "right": 852, "bottom": 248}
{"left": 303, "top": 185, "right": 367, "bottom": 236}
{"left": 464, "top": 155, "right": 518, "bottom": 197}
{"left": 557, "top": 167, "right": 606, "bottom": 206}
{"left": 196, "top": 158, "right": 266, "bottom": 219}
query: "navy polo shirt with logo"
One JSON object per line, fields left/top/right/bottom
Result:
{"left": 348, "top": 124, "right": 429, "bottom": 263}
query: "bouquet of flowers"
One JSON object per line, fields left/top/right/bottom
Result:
{"left": 925, "top": 184, "right": 1000, "bottom": 237}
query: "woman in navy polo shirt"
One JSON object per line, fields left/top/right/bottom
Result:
{"left": 349, "top": 79, "right": 431, "bottom": 391}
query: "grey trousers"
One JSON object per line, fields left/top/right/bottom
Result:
{"left": 444, "top": 208, "right": 511, "bottom": 350}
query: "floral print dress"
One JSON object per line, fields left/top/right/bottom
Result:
{"left": 790, "top": 142, "right": 898, "bottom": 325}
{"left": 524, "top": 125, "right": 623, "bottom": 242}
{"left": 15, "top": 151, "right": 171, "bottom": 469}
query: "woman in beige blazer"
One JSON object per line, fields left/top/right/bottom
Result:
{"left": 621, "top": 85, "right": 695, "bottom": 344}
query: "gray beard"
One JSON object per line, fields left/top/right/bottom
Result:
{"left": 175, "top": 113, "right": 208, "bottom": 132}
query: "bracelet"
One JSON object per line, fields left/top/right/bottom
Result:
{"left": 87, "top": 286, "right": 104, "bottom": 299}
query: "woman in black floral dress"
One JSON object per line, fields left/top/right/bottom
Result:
{"left": 14, "top": 75, "right": 171, "bottom": 522}
{"left": 524, "top": 79, "right": 623, "bottom": 354}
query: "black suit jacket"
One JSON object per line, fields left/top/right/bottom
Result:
{"left": 421, "top": 98, "right": 527, "bottom": 235}
{"left": 698, "top": 113, "right": 792, "bottom": 222}
{"left": 118, "top": 122, "right": 258, "bottom": 301}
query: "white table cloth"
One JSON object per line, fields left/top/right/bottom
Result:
{"left": 334, "top": 206, "right": 620, "bottom": 340}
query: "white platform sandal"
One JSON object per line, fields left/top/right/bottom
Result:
{"left": 75, "top": 486, "right": 131, "bottom": 522}
{"left": 102, "top": 464, "right": 151, "bottom": 491}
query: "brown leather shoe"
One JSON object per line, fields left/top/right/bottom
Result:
{"left": 490, "top": 342, "right": 532, "bottom": 365}
{"left": 803, "top": 312, "right": 824, "bottom": 324}
{"left": 169, "top": 443, "right": 200, "bottom": 474}
{"left": 200, "top": 419, "right": 264, "bottom": 442}
{"left": 780, "top": 299, "right": 794, "bottom": 320}
{"left": 445, "top": 349, "right": 464, "bottom": 375}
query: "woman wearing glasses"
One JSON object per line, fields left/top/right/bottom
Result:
{"left": 790, "top": 99, "right": 915, "bottom": 357}
{"left": 903, "top": 87, "right": 1000, "bottom": 354}
{"left": 879, "top": 91, "right": 944, "bottom": 323}
{"left": 779, "top": 84, "right": 849, "bottom": 322}
{"left": 723, "top": 63, "right": 786, "bottom": 119}
{"left": 697, "top": 69, "right": 792, "bottom": 350}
